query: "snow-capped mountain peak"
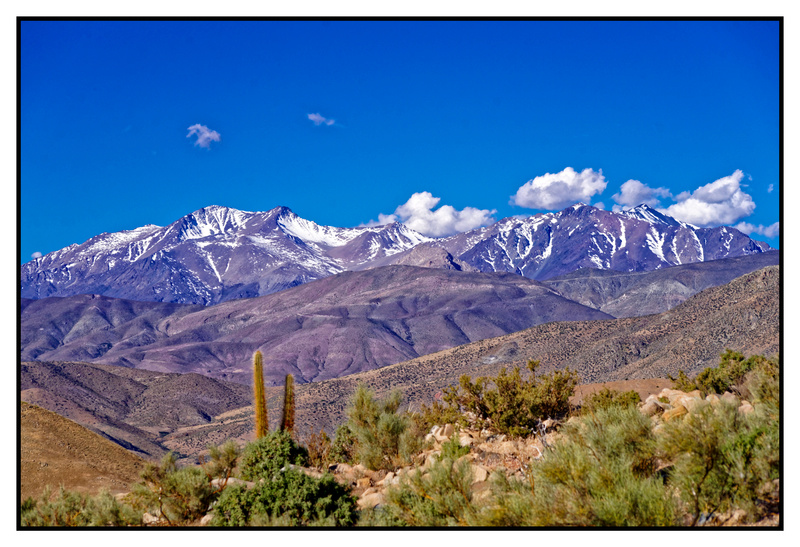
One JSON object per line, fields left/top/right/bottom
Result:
{"left": 21, "top": 202, "right": 773, "bottom": 305}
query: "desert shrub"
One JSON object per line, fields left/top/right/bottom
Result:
{"left": 412, "top": 398, "right": 466, "bottom": 432}
{"left": 371, "top": 457, "right": 478, "bottom": 526}
{"left": 740, "top": 354, "right": 780, "bottom": 407}
{"left": 440, "top": 431, "right": 470, "bottom": 460}
{"left": 658, "top": 392, "right": 780, "bottom": 525}
{"left": 669, "top": 350, "right": 774, "bottom": 396}
{"left": 130, "top": 452, "right": 216, "bottom": 525}
{"left": 522, "top": 405, "right": 680, "bottom": 526}
{"left": 329, "top": 423, "right": 357, "bottom": 464}
{"left": 344, "top": 383, "right": 424, "bottom": 471}
{"left": 20, "top": 486, "right": 141, "bottom": 527}
{"left": 211, "top": 468, "right": 358, "bottom": 527}
{"left": 581, "top": 387, "right": 641, "bottom": 415}
{"left": 199, "top": 440, "right": 241, "bottom": 493}
{"left": 440, "top": 360, "right": 579, "bottom": 437}
{"left": 302, "top": 428, "right": 332, "bottom": 469}
{"left": 239, "top": 430, "right": 309, "bottom": 481}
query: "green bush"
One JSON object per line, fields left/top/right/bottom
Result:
{"left": 581, "top": 387, "right": 641, "bottom": 415}
{"left": 131, "top": 452, "right": 216, "bottom": 525}
{"left": 200, "top": 440, "right": 241, "bottom": 493}
{"left": 344, "top": 383, "right": 425, "bottom": 471}
{"left": 20, "top": 486, "right": 142, "bottom": 527}
{"left": 329, "top": 423, "right": 357, "bottom": 464}
{"left": 372, "top": 457, "right": 478, "bottom": 526}
{"left": 302, "top": 428, "right": 332, "bottom": 469}
{"left": 521, "top": 405, "right": 680, "bottom": 526}
{"left": 440, "top": 431, "right": 470, "bottom": 460}
{"left": 658, "top": 390, "right": 780, "bottom": 525}
{"left": 239, "top": 430, "right": 309, "bottom": 481}
{"left": 211, "top": 468, "right": 358, "bottom": 527}
{"left": 440, "top": 360, "right": 579, "bottom": 437}
{"left": 670, "top": 350, "right": 776, "bottom": 396}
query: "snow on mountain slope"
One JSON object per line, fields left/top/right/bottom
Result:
{"left": 21, "top": 203, "right": 772, "bottom": 304}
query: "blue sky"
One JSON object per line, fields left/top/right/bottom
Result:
{"left": 20, "top": 19, "right": 781, "bottom": 261}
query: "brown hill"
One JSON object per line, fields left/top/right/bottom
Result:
{"left": 21, "top": 361, "right": 253, "bottom": 461}
{"left": 20, "top": 402, "right": 147, "bottom": 501}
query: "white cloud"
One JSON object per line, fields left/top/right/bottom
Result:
{"left": 308, "top": 113, "right": 335, "bottom": 126}
{"left": 659, "top": 170, "right": 756, "bottom": 227}
{"left": 767, "top": 184, "right": 774, "bottom": 193}
{"left": 593, "top": 202, "right": 606, "bottom": 211}
{"left": 371, "top": 192, "right": 496, "bottom": 237}
{"left": 186, "top": 124, "right": 221, "bottom": 149}
{"left": 611, "top": 179, "right": 672, "bottom": 211}
{"left": 511, "top": 167, "right": 607, "bottom": 210}
{"left": 734, "top": 221, "right": 779, "bottom": 239}
{"left": 31, "top": 251, "right": 42, "bottom": 259}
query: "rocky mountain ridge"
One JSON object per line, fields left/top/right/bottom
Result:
{"left": 21, "top": 203, "right": 772, "bottom": 305}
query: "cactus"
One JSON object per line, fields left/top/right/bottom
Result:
{"left": 253, "top": 351, "right": 268, "bottom": 438}
{"left": 280, "top": 373, "right": 295, "bottom": 435}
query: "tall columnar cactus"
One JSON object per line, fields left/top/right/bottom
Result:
{"left": 253, "top": 351, "right": 268, "bottom": 438}
{"left": 280, "top": 373, "right": 295, "bottom": 436}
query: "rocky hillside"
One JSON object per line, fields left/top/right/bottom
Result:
{"left": 21, "top": 266, "right": 613, "bottom": 386}
{"left": 541, "top": 250, "right": 779, "bottom": 317}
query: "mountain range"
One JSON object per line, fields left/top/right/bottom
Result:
{"left": 21, "top": 203, "right": 772, "bottom": 305}
{"left": 21, "top": 251, "right": 778, "bottom": 386}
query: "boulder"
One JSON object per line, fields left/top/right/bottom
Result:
{"left": 458, "top": 432, "right": 475, "bottom": 447}
{"left": 721, "top": 392, "right": 739, "bottom": 405}
{"left": 738, "top": 401, "right": 754, "bottom": 414}
{"left": 378, "top": 471, "right": 395, "bottom": 486}
{"left": 662, "top": 405, "right": 688, "bottom": 421}
{"left": 142, "top": 512, "right": 162, "bottom": 525}
{"left": 358, "top": 492, "right": 386, "bottom": 510}
{"left": 496, "top": 440, "right": 518, "bottom": 455}
{"left": 640, "top": 400, "right": 661, "bottom": 417}
{"left": 199, "top": 514, "right": 213, "bottom": 526}
{"left": 470, "top": 464, "right": 489, "bottom": 484}
{"left": 356, "top": 477, "right": 372, "bottom": 488}
{"left": 706, "top": 393, "right": 720, "bottom": 405}
{"left": 442, "top": 424, "right": 455, "bottom": 438}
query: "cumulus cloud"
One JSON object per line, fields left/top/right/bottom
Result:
{"left": 767, "top": 184, "right": 774, "bottom": 193}
{"left": 734, "top": 221, "right": 779, "bottom": 239}
{"left": 31, "top": 251, "right": 42, "bottom": 259}
{"left": 511, "top": 167, "right": 607, "bottom": 210}
{"left": 659, "top": 170, "right": 756, "bottom": 227}
{"left": 611, "top": 179, "right": 672, "bottom": 211}
{"left": 308, "top": 113, "right": 335, "bottom": 126}
{"left": 371, "top": 192, "right": 496, "bottom": 237}
{"left": 186, "top": 124, "right": 221, "bottom": 149}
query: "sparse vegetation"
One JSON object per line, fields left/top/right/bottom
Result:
{"left": 21, "top": 486, "right": 142, "bottom": 527}
{"left": 343, "top": 383, "right": 426, "bottom": 471}
{"left": 581, "top": 386, "right": 641, "bottom": 414}
{"left": 434, "top": 360, "right": 580, "bottom": 437}
{"left": 22, "top": 351, "right": 780, "bottom": 528}
{"left": 669, "top": 350, "right": 777, "bottom": 396}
